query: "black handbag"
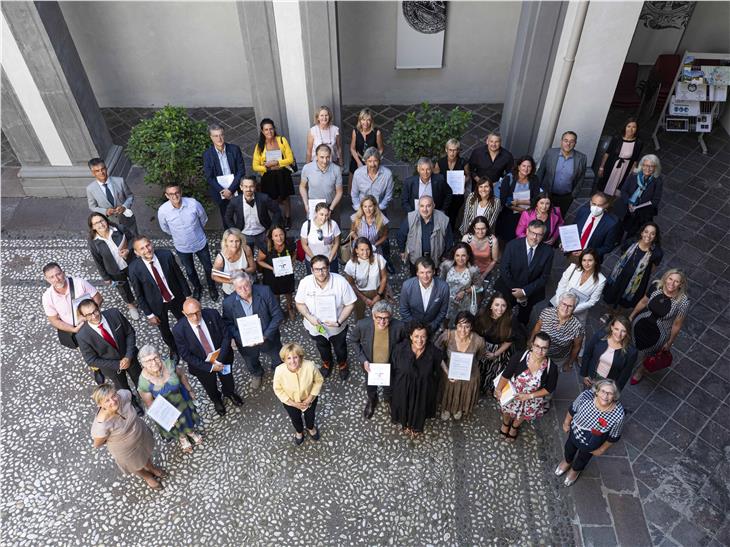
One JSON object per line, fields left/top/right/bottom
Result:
{"left": 56, "top": 277, "right": 79, "bottom": 349}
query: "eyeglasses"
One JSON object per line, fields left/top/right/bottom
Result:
{"left": 312, "top": 266, "right": 328, "bottom": 272}
{"left": 184, "top": 310, "right": 202, "bottom": 317}
{"left": 82, "top": 309, "right": 101, "bottom": 318}
{"left": 374, "top": 315, "right": 391, "bottom": 323}
{"left": 92, "top": 220, "right": 106, "bottom": 227}
{"left": 598, "top": 389, "right": 614, "bottom": 396}
{"left": 533, "top": 344, "right": 549, "bottom": 352}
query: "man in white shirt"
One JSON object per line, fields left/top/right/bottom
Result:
{"left": 85, "top": 157, "right": 138, "bottom": 235}
{"left": 398, "top": 257, "right": 450, "bottom": 334}
{"left": 567, "top": 191, "right": 619, "bottom": 261}
{"left": 224, "top": 176, "right": 282, "bottom": 251}
{"left": 295, "top": 255, "right": 356, "bottom": 380}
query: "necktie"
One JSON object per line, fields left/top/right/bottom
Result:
{"left": 197, "top": 324, "right": 214, "bottom": 355}
{"left": 98, "top": 322, "right": 119, "bottom": 350}
{"left": 149, "top": 261, "right": 173, "bottom": 302}
{"left": 102, "top": 183, "right": 115, "bottom": 206}
{"left": 527, "top": 246, "right": 534, "bottom": 266}
{"left": 580, "top": 217, "right": 595, "bottom": 249}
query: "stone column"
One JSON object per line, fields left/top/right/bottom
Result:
{"left": 1, "top": 1, "right": 127, "bottom": 197}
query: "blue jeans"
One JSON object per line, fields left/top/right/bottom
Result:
{"left": 237, "top": 332, "right": 283, "bottom": 377}
{"left": 177, "top": 243, "right": 214, "bottom": 291}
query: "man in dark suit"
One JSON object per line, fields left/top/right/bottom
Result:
{"left": 224, "top": 176, "right": 281, "bottom": 250}
{"left": 128, "top": 236, "right": 190, "bottom": 358}
{"left": 568, "top": 191, "right": 619, "bottom": 260}
{"left": 350, "top": 300, "right": 406, "bottom": 419}
{"left": 495, "top": 219, "right": 554, "bottom": 325}
{"left": 399, "top": 256, "right": 450, "bottom": 334}
{"left": 202, "top": 124, "right": 246, "bottom": 228}
{"left": 401, "top": 157, "right": 453, "bottom": 212}
{"left": 173, "top": 297, "right": 243, "bottom": 416}
{"left": 222, "top": 272, "right": 284, "bottom": 390}
{"left": 76, "top": 299, "right": 143, "bottom": 414}
{"left": 535, "top": 131, "right": 588, "bottom": 218}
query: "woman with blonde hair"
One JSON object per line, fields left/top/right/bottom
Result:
{"left": 211, "top": 228, "right": 256, "bottom": 295}
{"left": 350, "top": 195, "right": 389, "bottom": 252}
{"left": 348, "top": 108, "right": 384, "bottom": 188}
{"left": 306, "top": 105, "right": 342, "bottom": 165}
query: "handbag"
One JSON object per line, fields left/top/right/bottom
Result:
{"left": 296, "top": 220, "right": 310, "bottom": 261}
{"left": 643, "top": 349, "right": 673, "bottom": 373}
{"left": 57, "top": 277, "right": 79, "bottom": 349}
{"left": 339, "top": 233, "right": 353, "bottom": 264}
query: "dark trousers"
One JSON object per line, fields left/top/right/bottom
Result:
{"left": 177, "top": 243, "right": 215, "bottom": 291}
{"left": 550, "top": 193, "right": 573, "bottom": 219}
{"left": 310, "top": 326, "right": 348, "bottom": 365}
{"left": 245, "top": 232, "right": 267, "bottom": 254}
{"left": 108, "top": 358, "right": 142, "bottom": 391}
{"left": 111, "top": 270, "right": 135, "bottom": 304}
{"left": 237, "top": 335, "right": 283, "bottom": 377}
{"left": 158, "top": 297, "right": 185, "bottom": 353}
{"left": 366, "top": 383, "right": 391, "bottom": 402}
{"left": 283, "top": 396, "right": 318, "bottom": 433}
{"left": 564, "top": 433, "right": 594, "bottom": 471}
{"left": 218, "top": 199, "right": 231, "bottom": 230}
{"left": 189, "top": 366, "right": 235, "bottom": 404}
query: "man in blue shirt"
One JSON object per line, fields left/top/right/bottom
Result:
{"left": 158, "top": 184, "right": 219, "bottom": 302}
{"left": 536, "top": 131, "right": 587, "bottom": 218}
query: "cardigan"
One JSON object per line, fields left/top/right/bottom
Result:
{"left": 252, "top": 136, "right": 294, "bottom": 175}
{"left": 272, "top": 360, "right": 323, "bottom": 404}
{"left": 515, "top": 208, "right": 564, "bottom": 245}
{"left": 580, "top": 331, "right": 637, "bottom": 390}
{"left": 502, "top": 350, "right": 558, "bottom": 393}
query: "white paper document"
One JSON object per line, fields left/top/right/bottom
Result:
{"left": 236, "top": 314, "right": 265, "bottom": 347}
{"left": 367, "top": 363, "right": 391, "bottom": 386}
{"left": 448, "top": 351, "right": 473, "bottom": 381}
{"left": 414, "top": 199, "right": 420, "bottom": 211}
{"left": 315, "top": 295, "right": 338, "bottom": 323}
{"left": 272, "top": 256, "right": 294, "bottom": 277}
{"left": 146, "top": 395, "right": 181, "bottom": 432}
{"left": 211, "top": 269, "right": 231, "bottom": 281}
{"left": 216, "top": 174, "right": 235, "bottom": 189}
{"left": 266, "top": 149, "right": 283, "bottom": 162}
{"left": 492, "top": 375, "right": 517, "bottom": 405}
{"left": 512, "top": 190, "right": 531, "bottom": 211}
{"left": 631, "top": 201, "right": 652, "bottom": 211}
{"left": 308, "top": 199, "right": 326, "bottom": 220}
{"left": 559, "top": 224, "right": 582, "bottom": 252}
{"left": 122, "top": 208, "right": 134, "bottom": 217}
{"left": 446, "top": 170, "right": 465, "bottom": 195}
{"left": 72, "top": 293, "right": 93, "bottom": 317}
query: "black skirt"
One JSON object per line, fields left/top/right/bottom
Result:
{"left": 261, "top": 169, "right": 294, "bottom": 200}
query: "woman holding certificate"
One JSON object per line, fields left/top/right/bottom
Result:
{"left": 300, "top": 202, "right": 341, "bottom": 274}
{"left": 343, "top": 237, "right": 388, "bottom": 320}
{"left": 211, "top": 228, "right": 256, "bottom": 296}
{"left": 496, "top": 332, "right": 557, "bottom": 442}
{"left": 436, "top": 311, "right": 485, "bottom": 421}
{"left": 475, "top": 293, "right": 514, "bottom": 393}
{"left": 252, "top": 118, "right": 295, "bottom": 229}
{"left": 136, "top": 344, "right": 202, "bottom": 454}
{"left": 258, "top": 225, "right": 297, "bottom": 320}
{"left": 496, "top": 156, "right": 543, "bottom": 244}
{"left": 90, "top": 384, "right": 164, "bottom": 490}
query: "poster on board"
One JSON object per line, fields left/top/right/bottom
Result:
{"left": 396, "top": 1, "right": 447, "bottom": 69}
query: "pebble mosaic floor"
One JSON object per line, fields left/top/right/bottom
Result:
{"left": 1, "top": 236, "right": 574, "bottom": 546}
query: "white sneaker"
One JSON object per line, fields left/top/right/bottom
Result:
{"left": 441, "top": 411, "right": 450, "bottom": 420}
{"left": 128, "top": 307, "right": 140, "bottom": 320}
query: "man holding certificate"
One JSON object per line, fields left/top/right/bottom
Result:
{"left": 222, "top": 272, "right": 283, "bottom": 390}
{"left": 202, "top": 124, "right": 245, "bottom": 228}
{"left": 295, "top": 255, "right": 357, "bottom": 381}
{"left": 350, "top": 301, "right": 406, "bottom": 419}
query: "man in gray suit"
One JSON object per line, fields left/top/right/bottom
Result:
{"left": 86, "top": 157, "right": 138, "bottom": 235}
{"left": 399, "top": 256, "right": 449, "bottom": 334}
{"left": 535, "top": 131, "right": 587, "bottom": 218}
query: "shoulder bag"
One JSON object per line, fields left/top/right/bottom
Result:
{"left": 57, "top": 278, "right": 79, "bottom": 349}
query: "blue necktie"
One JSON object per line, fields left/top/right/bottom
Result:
{"left": 527, "top": 246, "right": 534, "bottom": 266}
{"left": 102, "top": 183, "right": 115, "bottom": 206}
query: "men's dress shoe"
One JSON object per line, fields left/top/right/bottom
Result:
{"left": 209, "top": 287, "right": 220, "bottom": 302}
{"left": 131, "top": 397, "right": 145, "bottom": 417}
{"left": 214, "top": 401, "right": 227, "bottom": 416}
{"left": 92, "top": 369, "right": 106, "bottom": 386}
{"left": 338, "top": 362, "right": 350, "bottom": 381}
{"left": 128, "top": 307, "right": 140, "bottom": 321}
{"left": 320, "top": 362, "right": 332, "bottom": 379}
{"left": 192, "top": 287, "right": 202, "bottom": 301}
{"left": 364, "top": 399, "right": 376, "bottom": 419}
{"left": 250, "top": 376, "right": 262, "bottom": 389}
{"left": 226, "top": 393, "right": 244, "bottom": 406}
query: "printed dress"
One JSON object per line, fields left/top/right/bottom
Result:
{"left": 632, "top": 288, "right": 689, "bottom": 355}
{"left": 500, "top": 353, "right": 550, "bottom": 421}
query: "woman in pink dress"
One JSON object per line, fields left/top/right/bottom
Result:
{"left": 596, "top": 118, "right": 643, "bottom": 196}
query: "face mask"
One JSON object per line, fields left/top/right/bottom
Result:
{"left": 590, "top": 205, "right": 604, "bottom": 217}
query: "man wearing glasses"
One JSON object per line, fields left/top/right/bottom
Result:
{"left": 76, "top": 299, "right": 144, "bottom": 415}
{"left": 295, "top": 255, "right": 357, "bottom": 380}
{"left": 350, "top": 300, "right": 406, "bottom": 419}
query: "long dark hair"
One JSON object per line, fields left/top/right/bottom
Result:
{"left": 529, "top": 191, "right": 552, "bottom": 212}
{"left": 466, "top": 215, "right": 493, "bottom": 238}
{"left": 446, "top": 241, "right": 474, "bottom": 265}
{"left": 87, "top": 212, "right": 114, "bottom": 241}
{"left": 577, "top": 248, "right": 601, "bottom": 282}
{"left": 637, "top": 221, "right": 661, "bottom": 248}
{"left": 256, "top": 118, "right": 277, "bottom": 154}
{"left": 511, "top": 155, "right": 536, "bottom": 180}
{"left": 475, "top": 292, "right": 512, "bottom": 342}
{"left": 265, "top": 224, "right": 288, "bottom": 254}
{"left": 621, "top": 117, "right": 639, "bottom": 139}
{"left": 472, "top": 175, "right": 495, "bottom": 205}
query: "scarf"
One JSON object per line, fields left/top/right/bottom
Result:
{"left": 610, "top": 241, "right": 652, "bottom": 301}
{"left": 628, "top": 171, "right": 652, "bottom": 206}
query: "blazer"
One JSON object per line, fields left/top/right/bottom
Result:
{"left": 620, "top": 173, "right": 663, "bottom": 215}
{"left": 222, "top": 284, "right": 284, "bottom": 345}
{"left": 536, "top": 148, "right": 588, "bottom": 197}
{"left": 572, "top": 205, "right": 619, "bottom": 258}
{"left": 224, "top": 191, "right": 282, "bottom": 234}
{"left": 172, "top": 308, "right": 233, "bottom": 374}
{"left": 401, "top": 174, "right": 452, "bottom": 212}
{"left": 127, "top": 249, "right": 190, "bottom": 318}
{"left": 580, "top": 331, "right": 638, "bottom": 390}
{"left": 86, "top": 176, "right": 135, "bottom": 214}
{"left": 495, "top": 238, "right": 554, "bottom": 302}
{"left": 203, "top": 143, "right": 246, "bottom": 202}
{"left": 515, "top": 208, "right": 565, "bottom": 245}
{"left": 350, "top": 317, "right": 407, "bottom": 364}
{"left": 77, "top": 309, "right": 138, "bottom": 376}
{"left": 252, "top": 136, "right": 295, "bottom": 174}
{"left": 88, "top": 225, "right": 133, "bottom": 279}
{"left": 399, "top": 277, "right": 450, "bottom": 333}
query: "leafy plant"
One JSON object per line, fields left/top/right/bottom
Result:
{"left": 127, "top": 106, "right": 211, "bottom": 208}
{"left": 390, "top": 102, "right": 473, "bottom": 167}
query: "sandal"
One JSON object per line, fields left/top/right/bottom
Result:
{"left": 144, "top": 476, "right": 163, "bottom": 490}
{"left": 179, "top": 436, "right": 193, "bottom": 454}
{"left": 189, "top": 432, "right": 203, "bottom": 446}
{"left": 151, "top": 467, "right": 166, "bottom": 479}
{"left": 505, "top": 426, "right": 520, "bottom": 443}
{"left": 499, "top": 423, "right": 511, "bottom": 437}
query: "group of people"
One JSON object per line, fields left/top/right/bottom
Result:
{"left": 40, "top": 108, "right": 689, "bottom": 491}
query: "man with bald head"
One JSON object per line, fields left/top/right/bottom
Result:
{"left": 398, "top": 195, "right": 453, "bottom": 276}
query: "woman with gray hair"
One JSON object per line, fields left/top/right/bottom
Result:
{"left": 136, "top": 344, "right": 202, "bottom": 454}
{"left": 531, "top": 292, "right": 585, "bottom": 372}
{"left": 555, "top": 379, "right": 625, "bottom": 487}
{"left": 618, "top": 154, "right": 663, "bottom": 241}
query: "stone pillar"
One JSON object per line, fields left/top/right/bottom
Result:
{"left": 1, "top": 1, "right": 127, "bottom": 197}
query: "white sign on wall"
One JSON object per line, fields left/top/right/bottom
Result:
{"left": 396, "top": 1, "right": 447, "bottom": 69}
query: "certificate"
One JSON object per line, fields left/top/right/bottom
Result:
{"left": 559, "top": 224, "right": 581, "bottom": 252}
{"left": 448, "top": 351, "right": 473, "bottom": 381}
{"left": 211, "top": 269, "right": 231, "bottom": 281}
{"left": 272, "top": 256, "right": 294, "bottom": 277}
{"left": 266, "top": 149, "right": 282, "bottom": 162}
{"left": 236, "top": 314, "right": 265, "bottom": 347}
{"left": 72, "top": 293, "right": 93, "bottom": 317}
{"left": 146, "top": 395, "right": 181, "bottom": 432}
{"left": 414, "top": 199, "right": 419, "bottom": 211}
{"left": 205, "top": 348, "right": 220, "bottom": 363}
{"left": 308, "top": 199, "right": 326, "bottom": 220}
{"left": 492, "top": 375, "right": 516, "bottom": 405}
{"left": 446, "top": 170, "right": 465, "bottom": 195}
{"left": 512, "top": 190, "right": 531, "bottom": 211}
{"left": 122, "top": 208, "right": 134, "bottom": 217}
{"left": 315, "top": 295, "right": 338, "bottom": 323}
{"left": 368, "top": 363, "right": 391, "bottom": 386}
{"left": 216, "top": 174, "right": 234, "bottom": 189}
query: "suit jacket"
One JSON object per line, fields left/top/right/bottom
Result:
{"left": 224, "top": 191, "right": 282, "bottom": 234}
{"left": 350, "top": 317, "right": 406, "bottom": 365}
{"left": 401, "top": 174, "right": 452, "bottom": 212}
{"left": 127, "top": 249, "right": 191, "bottom": 318}
{"left": 620, "top": 173, "right": 663, "bottom": 215}
{"left": 580, "top": 331, "right": 638, "bottom": 390}
{"left": 495, "top": 238, "right": 554, "bottom": 303}
{"left": 498, "top": 173, "right": 543, "bottom": 208}
{"left": 572, "top": 205, "right": 619, "bottom": 258}
{"left": 222, "top": 284, "right": 284, "bottom": 345}
{"left": 86, "top": 176, "right": 135, "bottom": 213}
{"left": 202, "top": 143, "right": 246, "bottom": 202}
{"left": 77, "top": 309, "right": 137, "bottom": 376}
{"left": 399, "top": 277, "right": 450, "bottom": 333}
{"left": 88, "top": 224, "right": 133, "bottom": 279}
{"left": 536, "top": 148, "right": 588, "bottom": 197}
{"left": 172, "top": 308, "right": 233, "bottom": 374}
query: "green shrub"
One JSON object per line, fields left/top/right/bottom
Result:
{"left": 127, "top": 106, "right": 210, "bottom": 208}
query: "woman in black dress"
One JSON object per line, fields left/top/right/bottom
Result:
{"left": 496, "top": 155, "right": 543, "bottom": 244}
{"left": 433, "top": 138, "right": 471, "bottom": 225}
{"left": 252, "top": 118, "right": 296, "bottom": 229}
{"left": 595, "top": 117, "right": 643, "bottom": 196}
{"left": 257, "top": 225, "right": 296, "bottom": 320}
{"left": 348, "top": 108, "right": 384, "bottom": 190}
{"left": 390, "top": 322, "right": 443, "bottom": 438}
{"left": 475, "top": 292, "right": 514, "bottom": 393}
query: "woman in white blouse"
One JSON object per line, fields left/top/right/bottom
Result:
{"left": 87, "top": 212, "right": 139, "bottom": 320}
{"left": 305, "top": 106, "right": 342, "bottom": 165}
{"left": 300, "top": 202, "right": 341, "bottom": 274}
{"left": 211, "top": 228, "right": 256, "bottom": 295}
{"left": 343, "top": 237, "right": 388, "bottom": 320}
